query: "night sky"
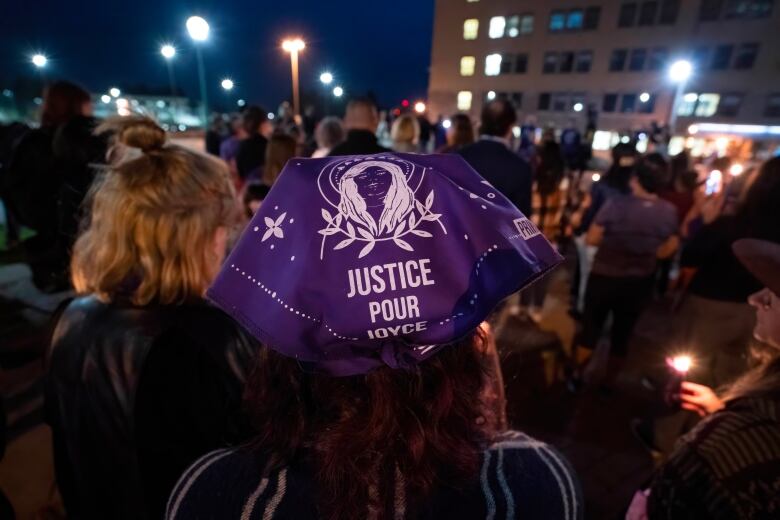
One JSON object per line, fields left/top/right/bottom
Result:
{"left": 1, "top": 0, "right": 435, "bottom": 109}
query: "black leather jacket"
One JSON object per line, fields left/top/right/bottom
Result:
{"left": 45, "top": 296, "right": 259, "bottom": 520}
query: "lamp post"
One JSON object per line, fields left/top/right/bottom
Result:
{"left": 282, "top": 38, "right": 305, "bottom": 117}
{"left": 160, "top": 44, "right": 177, "bottom": 96}
{"left": 186, "top": 16, "right": 210, "bottom": 127}
{"left": 667, "top": 59, "right": 693, "bottom": 136}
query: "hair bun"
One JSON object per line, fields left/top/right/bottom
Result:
{"left": 119, "top": 117, "right": 166, "bottom": 152}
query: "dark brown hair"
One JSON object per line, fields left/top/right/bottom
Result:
{"left": 479, "top": 99, "right": 517, "bottom": 137}
{"left": 245, "top": 329, "right": 495, "bottom": 520}
{"left": 41, "top": 81, "right": 91, "bottom": 128}
{"left": 263, "top": 132, "right": 297, "bottom": 185}
{"left": 448, "top": 113, "right": 475, "bottom": 149}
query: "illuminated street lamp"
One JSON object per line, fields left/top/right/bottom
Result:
{"left": 160, "top": 44, "right": 177, "bottom": 97}
{"left": 221, "top": 78, "right": 234, "bottom": 91}
{"left": 187, "top": 15, "right": 210, "bottom": 126}
{"left": 667, "top": 59, "right": 693, "bottom": 136}
{"left": 414, "top": 101, "right": 427, "bottom": 114}
{"left": 31, "top": 54, "right": 48, "bottom": 68}
{"left": 333, "top": 86, "right": 344, "bottom": 98}
{"left": 282, "top": 38, "right": 306, "bottom": 116}
{"left": 100, "top": 94, "right": 111, "bottom": 104}
{"left": 320, "top": 72, "right": 333, "bottom": 85}
{"left": 109, "top": 87, "right": 121, "bottom": 98}
{"left": 573, "top": 102, "right": 584, "bottom": 112}
{"left": 639, "top": 92, "right": 651, "bottom": 103}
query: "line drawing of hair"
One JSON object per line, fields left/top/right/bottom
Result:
{"left": 337, "top": 161, "right": 415, "bottom": 236}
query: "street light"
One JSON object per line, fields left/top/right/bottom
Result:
{"left": 160, "top": 44, "right": 177, "bottom": 97}
{"left": 414, "top": 101, "right": 426, "bottom": 114}
{"left": 333, "top": 86, "right": 344, "bottom": 98}
{"left": 109, "top": 87, "right": 121, "bottom": 98}
{"left": 573, "top": 102, "right": 584, "bottom": 112}
{"left": 282, "top": 38, "right": 305, "bottom": 117}
{"left": 221, "top": 78, "right": 234, "bottom": 91}
{"left": 31, "top": 54, "right": 48, "bottom": 68}
{"left": 668, "top": 59, "right": 693, "bottom": 136}
{"left": 320, "top": 72, "right": 333, "bottom": 85}
{"left": 101, "top": 94, "right": 111, "bottom": 104}
{"left": 187, "top": 16, "right": 210, "bottom": 127}
{"left": 639, "top": 92, "right": 651, "bottom": 103}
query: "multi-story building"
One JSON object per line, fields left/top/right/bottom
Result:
{"left": 428, "top": 0, "right": 780, "bottom": 153}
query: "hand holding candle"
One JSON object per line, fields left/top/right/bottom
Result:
{"left": 664, "top": 355, "right": 692, "bottom": 407}
{"left": 679, "top": 382, "right": 725, "bottom": 417}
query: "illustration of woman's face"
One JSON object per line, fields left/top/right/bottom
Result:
{"left": 352, "top": 167, "right": 391, "bottom": 208}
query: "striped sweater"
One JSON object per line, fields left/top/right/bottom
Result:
{"left": 166, "top": 431, "right": 582, "bottom": 520}
{"left": 648, "top": 393, "right": 780, "bottom": 519}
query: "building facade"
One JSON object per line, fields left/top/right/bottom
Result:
{"left": 428, "top": 0, "right": 780, "bottom": 147}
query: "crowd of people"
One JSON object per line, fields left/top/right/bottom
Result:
{"left": 0, "top": 80, "right": 779, "bottom": 519}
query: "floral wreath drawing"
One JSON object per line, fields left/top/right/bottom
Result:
{"left": 317, "top": 158, "right": 446, "bottom": 259}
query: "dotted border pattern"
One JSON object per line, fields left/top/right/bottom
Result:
{"left": 230, "top": 264, "right": 359, "bottom": 341}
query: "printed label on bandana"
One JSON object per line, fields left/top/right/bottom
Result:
{"left": 513, "top": 217, "right": 541, "bottom": 240}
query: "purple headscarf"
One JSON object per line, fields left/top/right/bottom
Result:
{"left": 208, "top": 153, "right": 562, "bottom": 376}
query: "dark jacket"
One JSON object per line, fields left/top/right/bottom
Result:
{"left": 648, "top": 392, "right": 780, "bottom": 519}
{"left": 236, "top": 134, "right": 268, "bottom": 181}
{"left": 45, "top": 296, "right": 259, "bottom": 520}
{"left": 458, "top": 139, "right": 532, "bottom": 216}
{"left": 166, "top": 431, "right": 582, "bottom": 520}
{"left": 328, "top": 129, "right": 390, "bottom": 156}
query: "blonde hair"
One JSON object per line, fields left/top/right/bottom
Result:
{"left": 391, "top": 114, "right": 420, "bottom": 146}
{"left": 71, "top": 116, "right": 239, "bottom": 306}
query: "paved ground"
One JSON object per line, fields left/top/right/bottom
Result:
{"left": 0, "top": 248, "right": 681, "bottom": 519}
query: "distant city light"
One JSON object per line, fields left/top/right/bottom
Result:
{"left": 669, "top": 59, "right": 693, "bottom": 83}
{"left": 688, "top": 124, "right": 699, "bottom": 134}
{"left": 512, "top": 126, "right": 521, "bottom": 138}
{"left": 683, "top": 92, "right": 698, "bottom": 103}
{"left": 487, "top": 90, "right": 496, "bottom": 101}
{"left": 31, "top": 54, "right": 48, "bottom": 68}
{"left": 639, "top": 92, "right": 651, "bottom": 103}
{"left": 268, "top": 112, "right": 275, "bottom": 120}
{"left": 320, "top": 72, "right": 333, "bottom": 85}
{"left": 333, "top": 86, "right": 344, "bottom": 97}
{"left": 109, "top": 87, "right": 121, "bottom": 98}
{"left": 729, "top": 163, "right": 744, "bottom": 176}
{"left": 401, "top": 99, "right": 410, "bottom": 107}
{"left": 573, "top": 102, "right": 584, "bottom": 112}
{"left": 100, "top": 94, "right": 111, "bottom": 104}
{"left": 414, "top": 101, "right": 426, "bottom": 114}
{"left": 620, "top": 135, "right": 630, "bottom": 144}
{"left": 156, "top": 100, "right": 166, "bottom": 108}
{"left": 442, "top": 119, "right": 452, "bottom": 129}
{"left": 281, "top": 38, "right": 305, "bottom": 53}
{"left": 592, "top": 173, "right": 601, "bottom": 182}
{"left": 2, "top": 89, "right": 12, "bottom": 97}
{"left": 237, "top": 99, "right": 246, "bottom": 107}
{"left": 179, "top": 124, "right": 187, "bottom": 131}
{"left": 186, "top": 16, "right": 210, "bottom": 42}
{"left": 160, "top": 44, "right": 176, "bottom": 59}
{"left": 33, "top": 97, "right": 43, "bottom": 105}
{"left": 116, "top": 98, "right": 130, "bottom": 116}
{"left": 221, "top": 78, "right": 234, "bottom": 90}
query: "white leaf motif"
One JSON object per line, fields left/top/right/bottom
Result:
{"left": 321, "top": 208, "right": 333, "bottom": 222}
{"left": 264, "top": 217, "right": 275, "bottom": 228}
{"left": 275, "top": 212, "right": 287, "bottom": 226}
{"left": 411, "top": 229, "right": 432, "bottom": 238}
{"left": 394, "top": 238, "right": 414, "bottom": 252}
{"left": 357, "top": 227, "right": 374, "bottom": 240}
{"left": 415, "top": 200, "right": 426, "bottom": 214}
{"left": 358, "top": 241, "right": 375, "bottom": 258}
{"left": 394, "top": 221, "right": 407, "bottom": 237}
{"left": 409, "top": 213, "right": 417, "bottom": 229}
{"left": 262, "top": 228, "right": 275, "bottom": 242}
{"left": 422, "top": 213, "right": 442, "bottom": 222}
{"left": 425, "top": 191, "right": 434, "bottom": 210}
{"left": 318, "top": 228, "right": 340, "bottom": 236}
{"left": 346, "top": 222, "right": 356, "bottom": 238}
{"left": 273, "top": 227, "right": 284, "bottom": 239}
{"left": 333, "top": 238, "right": 355, "bottom": 250}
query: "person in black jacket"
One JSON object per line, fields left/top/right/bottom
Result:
{"left": 458, "top": 99, "right": 532, "bottom": 215}
{"left": 235, "top": 105, "right": 272, "bottom": 185}
{"left": 45, "top": 116, "right": 258, "bottom": 520}
{"left": 328, "top": 97, "right": 390, "bottom": 156}
{"left": 4, "top": 81, "right": 92, "bottom": 289}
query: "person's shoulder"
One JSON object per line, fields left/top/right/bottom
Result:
{"left": 166, "top": 447, "right": 262, "bottom": 520}
{"left": 485, "top": 431, "right": 582, "bottom": 519}
{"left": 166, "top": 302, "right": 259, "bottom": 353}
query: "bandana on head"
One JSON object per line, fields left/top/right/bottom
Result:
{"left": 208, "top": 153, "right": 562, "bottom": 376}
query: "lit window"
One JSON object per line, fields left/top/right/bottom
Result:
{"left": 566, "top": 9, "right": 584, "bottom": 29}
{"left": 457, "top": 91, "right": 473, "bottom": 110}
{"left": 463, "top": 19, "right": 479, "bottom": 40}
{"left": 460, "top": 56, "right": 476, "bottom": 76}
{"left": 549, "top": 11, "right": 566, "bottom": 31}
{"left": 695, "top": 93, "right": 720, "bottom": 116}
{"left": 489, "top": 16, "right": 506, "bottom": 38}
{"left": 506, "top": 16, "right": 520, "bottom": 37}
{"left": 677, "top": 93, "right": 698, "bottom": 116}
{"left": 485, "top": 53, "right": 502, "bottom": 76}
{"left": 520, "top": 14, "right": 534, "bottom": 34}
